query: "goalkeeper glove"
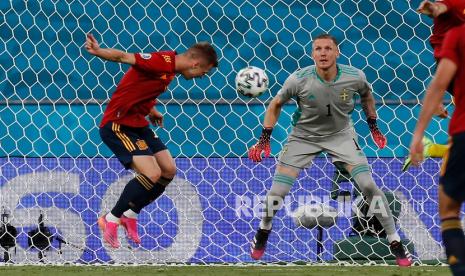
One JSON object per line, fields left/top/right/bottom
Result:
{"left": 367, "top": 118, "right": 387, "bottom": 149}
{"left": 248, "top": 127, "right": 272, "bottom": 162}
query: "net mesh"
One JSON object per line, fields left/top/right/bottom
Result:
{"left": 0, "top": 0, "right": 452, "bottom": 264}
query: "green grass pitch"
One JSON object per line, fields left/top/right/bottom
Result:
{"left": 0, "top": 265, "right": 451, "bottom": 276}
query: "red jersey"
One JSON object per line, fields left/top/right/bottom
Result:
{"left": 100, "top": 51, "right": 176, "bottom": 128}
{"left": 438, "top": 24, "right": 465, "bottom": 135}
{"left": 431, "top": 0, "right": 465, "bottom": 59}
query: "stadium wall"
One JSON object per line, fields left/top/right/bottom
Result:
{"left": 0, "top": 157, "right": 443, "bottom": 263}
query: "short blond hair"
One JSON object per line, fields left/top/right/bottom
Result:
{"left": 186, "top": 42, "right": 218, "bottom": 67}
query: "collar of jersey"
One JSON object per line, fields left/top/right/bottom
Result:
{"left": 314, "top": 65, "right": 341, "bottom": 85}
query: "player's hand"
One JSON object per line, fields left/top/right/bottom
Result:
{"left": 85, "top": 33, "right": 100, "bottom": 55}
{"left": 409, "top": 134, "right": 424, "bottom": 166}
{"left": 371, "top": 129, "right": 387, "bottom": 149}
{"left": 148, "top": 108, "right": 163, "bottom": 127}
{"left": 417, "top": 0, "right": 441, "bottom": 17}
{"left": 248, "top": 142, "right": 271, "bottom": 162}
{"left": 248, "top": 128, "right": 272, "bottom": 162}
{"left": 367, "top": 118, "right": 387, "bottom": 149}
{"left": 434, "top": 103, "right": 448, "bottom": 119}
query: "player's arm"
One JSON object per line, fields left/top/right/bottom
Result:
{"left": 359, "top": 80, "right": 387, "bottom": 149}
{"left": 148, "top": 107, "right": 163, "bottom": 127}
{"left": 360, "top": 88, "right": 377, "bottom": 120}
{"left": 410, "top": 58, "right": 457, "bottom": 165}
{"left": 248, "top": 72, "right": 297, "bottom": 162}
{"left": 85, "top": 33, "right": 136, "bottom": 65}
{"left": 263, "top": 96, "right": 284, "bottom": 129}
{"left": 248, "top": 96, "right": 285, "bottom": 162}
{"left": 417, "top": 0, "right": 448, "bottom": 17}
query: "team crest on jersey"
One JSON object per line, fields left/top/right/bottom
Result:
{"left": 136, "top": 139, "right": 149, "bottom": 150}
{"left": 340, "top": 89, "right": 354, "bottom": 101}
{"left": 140, "top": 53, "right": 152, "bottom": 59}
{"left": 340, "top": 90, "right": 349, "bottom": 101}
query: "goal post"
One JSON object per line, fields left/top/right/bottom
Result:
{"left": 0, "top": 0, "right": 450, "bottom": 264}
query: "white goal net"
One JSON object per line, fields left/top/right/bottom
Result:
{"left": 0, "top": 0, "right": 452, "bottom": 264}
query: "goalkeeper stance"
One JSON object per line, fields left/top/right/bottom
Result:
{"left": 85, "top": 33, "right": 218, "bottom": 248}
{"left": 248, "top": 34, "right": 411, "bottom": 266}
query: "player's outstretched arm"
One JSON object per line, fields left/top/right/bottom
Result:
{"left": 248, "top": 96, "right": 284, "bottom": 162}
{"left": 360, "top": 90, "right": 387, "bottom": 149}
{"left": 85, "top": 33, "right": 136, "bottom": 65}
{"left": 417, "top": 0, "right": 448, "bottom": 18}
{"left": 409, "top": 58, "right": 457, "bottom": 166}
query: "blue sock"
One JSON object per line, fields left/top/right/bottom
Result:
{"left": 131, "top": 176, "right": 172, "bottom": 213}
{"left": 441, "top": 218, "right": 465, "bottom": 275}
{"left": 111, "top": 174, "right": 154, "bottom": 217}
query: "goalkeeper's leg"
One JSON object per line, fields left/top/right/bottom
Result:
{"left": 251, "top": 164, "right": 299, "bottom": 260}
{"left": 348, "top": 164, "right": 412, "bottom": 267}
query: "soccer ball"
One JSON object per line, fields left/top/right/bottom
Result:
{"left": 292, "top": 203, "right": 337, "bottom": 229}
{"left": 235, "top": 66, "right": 269, "bottom": 98}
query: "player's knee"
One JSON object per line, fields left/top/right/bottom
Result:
{"left": 439, "top": 185, "right": 462, "bottom": 218}
{"left": 350, "top": 166, "right": 378, "bottom": 198}
{"left": 162, "top": 164, "right": 177, "bottom": 180}
{"left": 439, "top": 198, "right": 462, "bottom": 219}
{"left": 145, "top": 170, "right": 161, "bottom": 184}
{"left": 359, "top": 179, "right": 378, "bottom": 197}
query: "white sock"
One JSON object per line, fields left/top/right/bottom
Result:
{"left": 387, "top": 233, "right": 401, "bottom": 243}
{"left": 259, "top": 220, "right": 272, "bottom": 230}
{"left": 123, "top": 209, "right": 138, "bottom": 219}
{"left": 106, "top": 212, "right": 120, "bottom": 223}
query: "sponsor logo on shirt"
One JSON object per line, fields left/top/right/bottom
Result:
{"left": 140, "top": 53, "right": 152, "bottom": 59}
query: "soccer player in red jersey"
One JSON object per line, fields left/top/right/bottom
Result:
{"left": 410, "top": 25, "right": 465, "bottom": 275}
{"left": 402, "top": 0, "right": 465, "bottom": 171}
{"left": 85, "top": 33, "right": 218, "bottom": 248}
{"left": 418, "top": 0, "right": 465, "bottom": 60}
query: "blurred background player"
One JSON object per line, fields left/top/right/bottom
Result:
{"left": 85, "top": 33, "right": 218, "bottom": 248}
{"left": 248, "top": 33, "right": 411, "bottom": 266}
{"left": 402, "top": 0, "right": 465, "bottom": 171}
{"left": 410, "top": 24, "right": 465, "bottom": 276}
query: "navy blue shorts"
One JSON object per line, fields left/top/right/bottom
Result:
{"left": 440, "top": 132, "right": 465, "bottom": 202}
{"left": 100, "top": 122, "right": 167, "bottom": 169}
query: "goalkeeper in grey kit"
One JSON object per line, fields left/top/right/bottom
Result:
{"left": 248, "top": 33, "right": 411, "bottom": 266}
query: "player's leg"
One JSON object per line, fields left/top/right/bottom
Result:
{"left": 345, "top": 163, "right": 411, "bottom": 266}
{"left": 251, "top": 137, "right": 319, "bottom": 260}
{"left": 121, "top": 149, "right": 176, "bottom": 244}
{"left": 327, "top": 128, "right": 411, "bottom": 266}
{"left": 439, "top": 186, "right": 465, "bottom": 275}
{"left": 98, "top": 123, "right": 160, "bottom": 247}
{"left": 438, "top": 134, "right": 465, "bottom": 275}
{"left": 120, "top": 128, "right": 173, "bottom": 244}
{"left": 251, "top": 163, "right": 300, "bottom": 260}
